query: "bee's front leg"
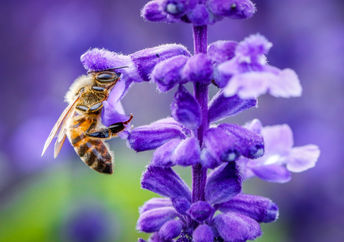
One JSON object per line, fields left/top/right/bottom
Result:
{"left": 86, "top": 114, "right": 133, "bottom": 139}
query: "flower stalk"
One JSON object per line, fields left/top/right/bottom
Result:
{"left": 192, "top": 25, "right": 208, "bottom": 203}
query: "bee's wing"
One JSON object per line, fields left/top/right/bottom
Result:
{"left": 41, "top": 95, "right": 80, "bottom": 157}
{"left": 54, "top": 134, "right": 67, "bottom": 158}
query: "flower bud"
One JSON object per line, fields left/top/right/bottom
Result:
{"left": 151, "top": 138, "right": 181, "bottom": 167}
{"left": 187, "top": 201, "right": 214, "bottom": 222}
{"left": 193, "top": 224, "right": 214, "bottom": 242}
{"left": 219, "top": 123, "right": 264, "bottom": 159}
{"left": 152, "top": 55, "right": 189, "bottom": 92}
{"left": 182, "top": 53, "right": 213, "bottom": 84}
{"left": 137, "top": 207, "right": 177, "bottom": 233}
{"left": 141, "top": 0, "right": 168, "bottom": 22}
{"left": 208, "top": 40, "right": 238, "bottom": 65}
{"left": 208, "top": 0, "right": 256, "bottom": 19}
{"left": 172, "top": 137, "right": 201, "bottom": 166}
{"left": 171, "top": 85, "right": 201, "bottom": 130}
{"left": 159, "top": 220, "right": 182, "bottom": 240}
{"left": 131, "top": 44, "right": 191, "bottom": 82}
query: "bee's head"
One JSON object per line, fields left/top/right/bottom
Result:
{"left": 93, "top": 66, "right": 128, "bottom": 88}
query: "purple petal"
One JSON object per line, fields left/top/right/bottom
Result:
{"left": 130, "top": 44, "right": 191, "bottom": 82}
{"left": 207, "top": 40, "right": 238, "bottom": 65}
{"left": 141, "top": 166, "right": 191, "bottom": 201}
{"left": 287, "top": 145, "right": 320, "bottom": 172}
{"left": 187, "top": 4, "right": 210, "bottom": 26}
{"left": 208, "top": 91, "right": 257, "bottom": 123}
{"left": 205, "top": 162, "right": 241, "bottom": 204}
{"left": 192, "top": 224, "right": 214, "bottom": 242}
{"left": 216, "top": 193, "right": 279, "bottom": 223}
{"left": 140, "top": 198, "right": 172, "bottom": 214}
{"left": 200, "top": 149, "right": 222, "bottom": 169}
{"left": 262, "top": 124, "right": 293, "bottom": 155}
{"left": 159, "top": 219, "right": 182, "bottom": 240}
{"left": 171, "top": 85, "right": 201, "bottom": 130}
{"left": 208, "top": 0, "right": 256, "bottom": 19}
{"left": 204, "top": 127, "right": 240, "bottom": 163}
{"left": 251, "top": 164, "right": 291, "bottom": 183}
{"left": 151, "top": 138, "right": 181, "bottom": 167}
{"left": 101, "top": 78, "right": 131, "bottom": 126}
{"left": 172, "top": 137, "right": 201, "bottom": 167}
{"left": 152, "top": 55, "right": 189, "bottom": 92}
{"left": 213, "top": 212, "right": 262, "bottom": 241}
{"left": 235, "top": 34, "right": 272, "bottom": 64}
{"left": 182, "top": 53, "right": 213, "bottom": 84}
{"left": 138, "top": 239, "right": 147, "bottom": 242}
{"left": 187, "top": 201, "right": 214, "bottom": 222}
{"left": 141, "top": 0, "right": 168, "bottom": 22}
{"left": 219, "top": 123, "right": 264, "bottom": 159}
{"left": 137, "top": 207, "right": 177, "bottom": 233}
{"left": 80, "top": 48, "right": 132, "bottom": 72}
{"left": 171, "top": 196, "right": 191, "bottom": 215}
{"left": 268, "top": 67, "right": 302, "bottom": 98}
{"left": 244, "top": 119, "right": 263, "bottom": 134}
{"left": 127, "top": 118, "right": 185, "bottom": 152}
{"left": 223, "top": 71, "right": 274, "bottom": 99}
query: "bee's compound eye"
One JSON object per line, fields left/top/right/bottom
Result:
{"left": 96, "top": 72, "right": 116, "bottom": 83}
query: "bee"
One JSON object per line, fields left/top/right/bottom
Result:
{"left": 41, "top": 68, "right": 133, "bottom": 174}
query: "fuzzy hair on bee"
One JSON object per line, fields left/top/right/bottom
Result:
{"left": 65, "top": 75, "right": 94, "bottom": 104}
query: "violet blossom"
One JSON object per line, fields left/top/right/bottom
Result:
{"left": 76, "top": 0, "right": 320, "bottom": 241}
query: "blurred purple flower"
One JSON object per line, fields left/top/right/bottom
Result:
{"left": 219, "top": 34, "right": 302, "bottom": 99}
{"left": 61, "top": 203, "right": 116, "bottom": 242}
{"left": 241, "top": 119, "right": 320, "bottom": 183}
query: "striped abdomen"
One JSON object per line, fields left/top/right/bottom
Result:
{"left": 68, "top": 115, "right": 113, "bottom": 174}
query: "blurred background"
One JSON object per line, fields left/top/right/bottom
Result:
{"left": 1, "top": 0, "right": 343, "bottom": 241}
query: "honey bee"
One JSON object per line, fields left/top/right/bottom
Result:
{"left": 41, "top": 68, "right": 133, "bottom": 174}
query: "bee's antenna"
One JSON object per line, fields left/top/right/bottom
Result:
{"left": 113, "top": 66, "right": 129, "bottom": 70}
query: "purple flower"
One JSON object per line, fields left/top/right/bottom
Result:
{"left": 141, "top": 0, "right": 256, "bottom": 26}
{"left": 218, "top": 34, "right": 303, "bottom": 99}
{"left": 241, "top": 119, "right": 320, "bottom": 183}
{"left": 81, "top": 45, "right": 191, "bottom": 127}
{"left": 137, "top": 163, "right": 278, "bottom": 241}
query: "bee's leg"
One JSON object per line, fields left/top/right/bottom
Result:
{"left": 87, "top": 114, "right": 133, "bottom": 139}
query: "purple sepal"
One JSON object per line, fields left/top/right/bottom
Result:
{"left": 182, "top": 54, "right": 213, "bottom": 84}
{"left": 80, "top": 48, "right": 132, "bottom": 72}
{"left": 187, "top": 201, "right": 214, "bottom": 222}
{"left": 208, "top": 91, "right": 257, "bottom": 123}
{"left": 141, "top": 166, "right": 192, "bottom": 201}
{"left": 203, "top": 127, "right": 240, "bottom": 163}
{"left": 130, "top": 44, "right": 191, "bottom": 82}
{"left": 137, "top": 207, "right": 177, "bottom": 233}
{"left": 127, "top": 118, "right": 185, "bottom": 152}
{"left": 171, "top": 197, "right": 191, "bottom": 215}
{"left": 140, "top": 198, "right": 172, "bottom": 214}
{"left": 186, "top": 4, "right": 210, "bottom": 26}
{"left": 251, "top": 164, "right": 292, "bottom": 183}
{"left": 172, "top": 137, "right": 200, "bottom": 167}
{"left": 171, "top": 86, "right": 201, "bottom": 130}
{"left": 216, "top": 194, "right": 279, "bottom": 223}
{"left": 207, "top": 40, "right": 238, "bottom": 65}
{"left": 219, "top": 123, "right": 264, "bottom": 159}
{"left": 205, "top": 162, "right": 241, "bottom": 204}
{"left": 141, "top": 0, "right": 168, "bottom": 22}
{"left": 159, "top": 220, "right": 182, "bottom": 240}
{"left": 192, "top": 224, "right": 214, "bottom": 242}
{"left": 101, "top": 78, "right": 131, "bottom": 126}
{"left": 152, "top": 55, "right": 189, "bottom": 92}
{"left": 213, "top": 212, "right": 262, "bottom": 241}
{"left": 208, "top": 0, "right": 256, "bottom": 19}
{"left": 151, "top": 138, "right": 181, "bottom": 167}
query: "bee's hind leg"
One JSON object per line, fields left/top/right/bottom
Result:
{"left": 87, "top": 114, "right": 133, "bottom": 139}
